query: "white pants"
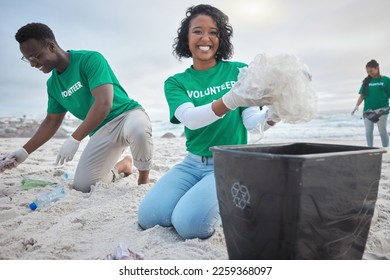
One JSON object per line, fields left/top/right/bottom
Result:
{"left": 73, "top": 108, "right": 153, "bottom": 192}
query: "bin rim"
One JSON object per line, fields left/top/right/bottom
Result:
{"left": 210, "top": 142, "right": 386, "bottom": 160}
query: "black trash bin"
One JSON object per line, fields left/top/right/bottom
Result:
{"left": 210, "top": 142, "right": 386, "bottom": 260}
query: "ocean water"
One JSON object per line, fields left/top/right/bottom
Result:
{"left": 58, "top": 112, "right": 385, "bottom": 145}
{"left": 152, "top": 113, "right": 370, "bottom": 142}
{"left": 260, "top": 113, "right": 367, "bottom": 141}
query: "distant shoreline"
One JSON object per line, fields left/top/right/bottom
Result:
{"left": 0, "top": 116, "right": 184, "bottom": 139}
{"left": 0, "top": 117, "right": 70, "bottom": 138}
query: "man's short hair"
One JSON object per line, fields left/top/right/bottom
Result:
{"left": 15, "top": 22, "right": 56, "bottom": 44}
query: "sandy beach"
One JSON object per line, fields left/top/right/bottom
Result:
{"left": 0, "top": 133, "right": 389, "bottom": 260}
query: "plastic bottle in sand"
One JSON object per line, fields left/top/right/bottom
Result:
{"left": 29, "top": 186, "right": 66, "bottom": 211}
{"left": 21, "top": 177, "right": 56, "bottom": 189}
{"left": 62, "top": 171, "right": 75, "bottom": 180}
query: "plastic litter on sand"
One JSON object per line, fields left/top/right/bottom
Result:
{"left": 0, "top": 156, "right": 18, "bottom": 173}
{"left": 104, "top": 243, "right": 144, "bottom": 260}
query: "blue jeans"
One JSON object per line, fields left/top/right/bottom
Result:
{"left": 138, "top": 153, "right": 220, "bottom": 239}
{"left": 364, "top": 114, "right": 389, "bottom": 147}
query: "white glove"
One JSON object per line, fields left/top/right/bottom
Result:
{"left": 56, "top": 136, "right": 80, "bottom": 165}
{"left": 351, "top": 106, "right": 359, "bottom": 116}
{"left": 222, "top": 86, "right": 274, "bottom": 110}
{"left": 266, "top": 106, "right": 281, "bottom": 123}
{"left": 4, "top": 147, "right": 29, "bottom": 164}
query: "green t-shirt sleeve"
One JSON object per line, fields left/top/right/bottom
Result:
{"left": 47, "top": 96, "right": 67, "bottom": 114}
{"left": 385, "top": 76, "right": 390, "bottom": 98}
{"left": 164, "top": 76, "right": 191, "bottom": 124}
{"left": 81, "top": 52, "right": 114, "bottom": 91}
{"left": 358, "top": 83, "right": 363, "bottom": 94}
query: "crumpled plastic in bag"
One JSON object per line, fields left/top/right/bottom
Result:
{"left": 234, "top": 53, "right": 317, "bottom": 123}
{"left": 363, "top": 107, "right": 390, "bottom": 123}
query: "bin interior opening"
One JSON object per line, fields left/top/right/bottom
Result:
{"left": 224, "top": 143, "right": 376, "bottom": 155}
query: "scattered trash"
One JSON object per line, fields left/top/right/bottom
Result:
{"left": 363, "top": 107, "right": 390, "bottom": 123}
{"left": 62, "top": 171, "right": 75, "bottom": 180}
{"left": 21, "top": 177, "right": 56, "bottom": 189}
{"left": 0, "top": 157, "right": 18, "bottom": 173}
{"left": 22, "top": 238, "right": 37, "bottom": 249}
{"left": 104, "top": 243, "right": 143, "bottom": 260}
{"left": 29, "top": 186, "right": 66, "bottom": 211}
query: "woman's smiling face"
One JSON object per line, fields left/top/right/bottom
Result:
{"left": 188, "top": 14, "right": 219, "bottom": 70}
{"left": 366, "top": 66, "right": 380, "bottom": 78}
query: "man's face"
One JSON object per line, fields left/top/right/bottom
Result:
{"left": 19, "top": 38, "right": 54, "bottom": 74}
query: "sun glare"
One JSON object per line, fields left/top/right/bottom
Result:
{"left": 226, "top": 1, "right": 282, "bottom": 28}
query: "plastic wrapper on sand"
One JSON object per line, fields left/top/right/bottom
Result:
{"left": 104, "top": 243, "right": 144, "bottom": 260}
{"left": 0, "top": 156, "right": 18, "bottom": 173}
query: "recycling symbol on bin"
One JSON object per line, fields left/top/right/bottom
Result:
{"left": 231, "top": 182, "right": 250, "bottom": 210}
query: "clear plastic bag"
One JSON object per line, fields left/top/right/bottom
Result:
{"left": 235, "top": 53, "right": 317, "bottom": 123}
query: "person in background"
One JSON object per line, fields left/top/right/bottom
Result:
{"left": 2, "top": 22, "right": 153, "bottom": 192}
{"left": 352, "top": 59, "right": 390, "bottom": 147}
{"left": 138, "top": 4, "right": 277, "bottom": 240}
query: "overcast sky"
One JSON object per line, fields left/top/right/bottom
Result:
{"left": 1, "top": 0, "right": 389, "bottom": 121}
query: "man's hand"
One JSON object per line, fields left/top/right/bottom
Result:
{"left": 3, "top": 147, "right": 29, "bottom": 164}
{"left": 56, "top": 136, "right": 80, "bottom": 165}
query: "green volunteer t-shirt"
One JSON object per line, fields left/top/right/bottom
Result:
{"left": 359, "top": 76, "right": 390, "bottom": 113}
{"left": 165, "top": 60, "right": 248, "bottom": 157}
{"left": 47, "top": 50, "right": 141, "bottom": 135}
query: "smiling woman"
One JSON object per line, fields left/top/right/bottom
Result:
{"left": 138, "top": 4, "right": 275, "bottom": 241}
